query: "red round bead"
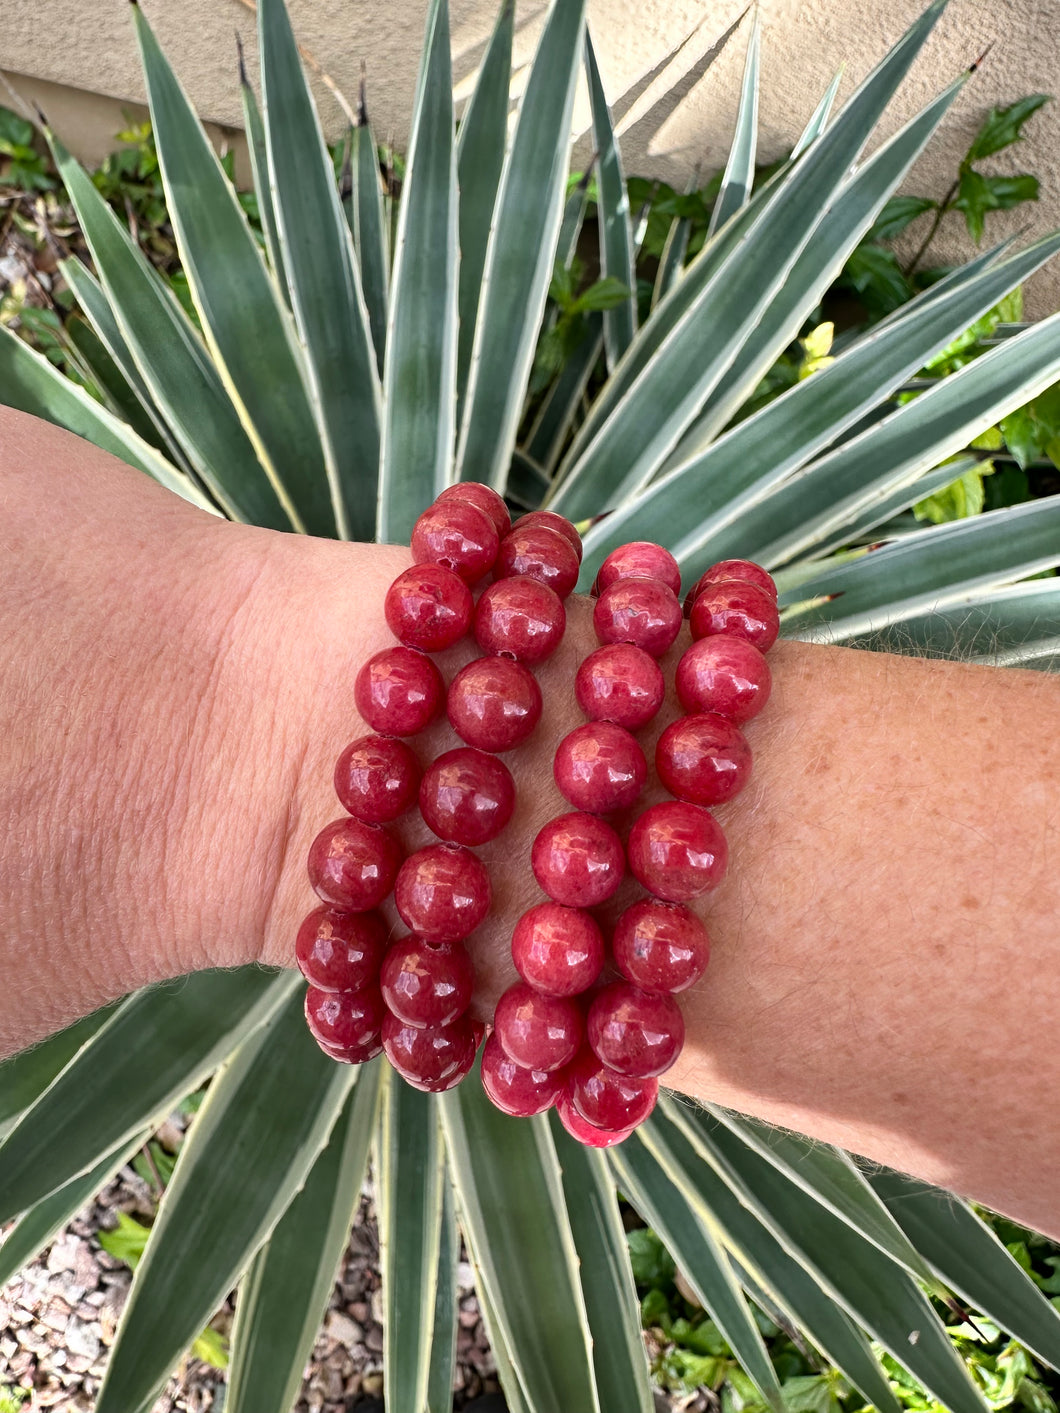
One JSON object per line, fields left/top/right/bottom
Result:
{"left": 305, "top": 985, "right": 385, "bottom": 1062}
{"left": 384, "top": 563, "right": 473, "bottom": 652}
{"left": 627, "top": 801, "right": 728, "bottom": 903}
{"left": 689, "top": 581, "right": 780, "bottom": 652}
{"left": 419, "top": 747, "right": 515, "bottom": 846}
{"left": 531, "top": 812, "right": 625, "bottom": 907}
{"left": 553, "top": 721, "right": 647, "bottom": 814}
{"left": 496, "top": 525, "right": 580, "bottom": 599}
{"left": 511, "top": 510, "right": 584, "bottom": 563}
{"left": 596, "top": 541, "right": 681, "bottom": 596}
{"left": 567, "top": 1048, "right": 658, "bottom": 1130}
{"left": 612, "top": 900, "right": 709, "bottom": 993}
{"left": 493, "top": 982, "right": 583, "bottom": 1072}
{"left": 675, "top": 635, "right": 772, "bottom": 724}
{"left": 334, "top": 734, "right": 421, "bottom": 824}
{"left": 574, "top": 643, "right": 666, "bottom": 730}
{"left": 380, "top": 935, "right": 474, "bottom": 1029}
{"left": 295, "top": 906, "right": 389, "bottom": 992}
{"left": 411, "top": 500, "right": 500, "bottom": 584}
{"left": 447, "top": 656, "right": 543, "bottom": 753}
{"left": 656, "top": 713, "right": 752, "bottom": 807}
{"left": 695, "top": 559, "right": 777, "bottom": 602}
{"left": 436, "top": 482, "right": 511, "bottom": 542}
{"left": 593, "top": 577, "right": 682, "bottom": 658}
{"left": 354, "top": 646, "right": 445, "bottom": 737}
{"left": 381, "top": 1012, "right": 480, "bottom": 1092}
{"left": 480, "top": 1033, "right": 563, "bottom": 1117}
{"left": 394, "top": 843, "right": 492, "bottom": 941}
{"left": 586, "top": 981, "right": 685, "bottom": 1077}
{"left": 511, "top": 903, "right": 605, "bottom": 997}
{"left": 307, "top": 817, "right": 403, "bottom": 911}
{"left": 474, "top": 577, "right": 565, "bottom": 664}
{"left": 555, "top": 1090, "right": 635, "bottom": 1148}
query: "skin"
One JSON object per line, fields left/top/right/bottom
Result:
{"left": 3, "top": 407, "right": 1059, "bottom": 1237}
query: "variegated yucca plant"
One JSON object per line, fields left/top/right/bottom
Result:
{"left": 1, "top": 0, "right": 1059, "bottom": 1409}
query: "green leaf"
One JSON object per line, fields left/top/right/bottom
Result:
{"left": 626, "top": 1226, "right": 677, "bottom": 1289}
{"left": 585, "top": 33, "right": 636, "bottom": 370}
{"left": 0, "top": 1005, "right": 117, "bottom": 1138}
{"left": 843, "top": 243, "right": 914, "bottom": 316}
{"left": 239, "top": 60, "right": 289, "bottom": 303}
{"left": 913, "top": 464, "right": 985, "bottom": 522}
{"left": 191, "top": 1326, "right": 230, "bottom": 1370}
{"left": 99, "top": 1210, "right": 152, "bottom": 1268}
{"left": 571, "top": 275, "right": 632, "bottom": 314}
{"left": 956, "top": 169, "right": 1040, "bottom": 243}
{"left": 0, "top": 106, "right": 35, "bottom": 150}
{"left": 868, "top": 194, "right": 937, "bottom": 241}
{"left": 349, "top": 121, "right": 390, "bottom": 375}
{"left": 966, "top": 94, "right": 1050, "bottom": 163}
{"left": 426, "top": 1179, "right": 460, "bottom": 1413}
{"left": 708, "top": 11, "right": 760, "bottom": 235}
{"left": 523, "top": 313, "right": 603, "bottom": 473}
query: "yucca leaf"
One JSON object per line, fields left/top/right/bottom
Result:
{"left": 96, "top": 983, "right": 356, "bottom": 1413}
{"left": 557, "top": 169, "right": 592, "bottom": 269}
{"left": 457, "top": 0, "right": 587, "bottom": 490}
{"left": 226, "top": 1061, "right": 381, "bottom": 1413}
{"left": 239, "top": 53, "right": 289, "bottom": 303}
{"left": 426, "top": 1178, "right": 460, "bottom": 1413}
{"left": 551, "top": 1118, "right": 654, "bottom": 1413}
{"left": 652, "top": 207, "right": 693, "bottom": 307}
{"left": 377, "top": 0, "right": 459, "bottom": 541}
{"left": 585, "top": 34, "right": 636, "bottom": 370}
{"left": 440, "top": 1069, "right": 601, "bottom": 1413}
{"left": 707, "top": 11, "right": 760, "bottom": 236}
{"left": 848, "top": 579, "right": 1060, "bottom": 659}
{"left": 0, "top": 969, "right": 287, "bottom": 1223}
{"left": 523, "top": 313, "right": 603, "bottom": 473}
{"left": 0, "top": 1005, "right": 117, "bottom": 1138}
{"left": 378, "top": 1073, "right": 446, "bottom": 1413}
{"left": 258, "top": 0, "right": 382, "bottom": 540}
{"left": 809, "top": 457, "right": 980, "bottom": 559}
{"left": 792, "top": 69, "right": 843, "bottom": 156}
{"left": 62, "top": 315, "right": 171, "bottom": 453}
{"left": 350, "top": 119, "right": 390, "bottom": 374}
{"left": 475, "top": 1278, "right": 533, "bottom": 1413}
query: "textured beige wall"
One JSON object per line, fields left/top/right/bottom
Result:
{"left": 3, "top": 0, "right": 1058, "bottom": 313}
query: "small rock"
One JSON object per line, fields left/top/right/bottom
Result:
{"left": 364, "top": 1324, "right": 383, "bottom": 1354}
{"left": 40, "top": 1297, "right": 72, "bottom": 1331}
{"left": 369, "top": 1286, "right": 384, "bottom": 1325}
{"left": 324, "top": 1309, "right": 362, "bottom": 1347}
{"left": 65, "top": 1315, "right": 101, "bottom": 1362}
{"left": 456, "top": 1260, "right": 476, "bottom": 1291}
{"left": 348, "top": 1300, "right": 369, "bottom": 1323}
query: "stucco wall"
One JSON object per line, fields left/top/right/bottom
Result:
{"left": 3, "top": 0, "right": 1058, "bottom": 313}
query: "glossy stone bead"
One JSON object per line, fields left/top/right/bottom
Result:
{"left": 411, "top": 500, "right": 500, "bottom": 584}
{"left": 381, "top": 1012, "right": 481, "bottom": 1092}
{"left": 627, "top": 800, "right": 728, "bottom": 903}
{"left": 394, "top": 843, "right": 492, "bottom": 941}
{"left": 295, "top": 906, "right": 389, "bottom": 992}
{"left": 596, "top": 541, "right": 681, "bottom": 596}
{"left": 656, "top": 713, "right": 752, "bottom": 806}
{"left": 496, "top": 524, "right": 580, "bottom": 599}
{"left": 574, "top": 643, "right": 666, "bottom": 730}
{"left": 675, "top": 635, "right": 772, "bottom": 724}
{"left": 305, "top": 985, "right": 385, "bottom": 1063}
{"left": 419, "top": 747, "right": 515, "bottom": 846}
{"left": 555, "top": 1090, "right": 635, "bottom": 1148}
{"left": 593, "top": 577, "right": 682, "bottom": 658}
{"left": 567, "top": 1048, "right": 659, "bottom": 1130}
{"left": 493, "top": 982, "right": 583, "bottom": 1072}
{"left": 447, "top": 656, "right": 542, "bottom": 753}
{"left": 334, "top": 734, "right": 421, "bottom": 824}
{"left": 689, "top": 580, "right": 780, "bottom": 652}
{"left": 511, "top": 510, "right": 584, "bottom": 562}
{"left": 553, "top": 721, "right": 647, "bottom": 814}
{"left": 480, "top": 1032, "right": 564, "bottom": 1117}
{"left": 308, "top": 817, "right": 403, "bottom": 911}
{"left": 587, "top": 981, "right": 685, "bottom": 1077}
{"left": 384, "top": 563, "right": 474, "bottom": 652}
{"left": 611, "top": 899, "right": 710, "bottom": 993}
{"left": 474, "top": 577, "right": 565, "bottom": 664}
{"left": 380, "top": 935, "right": 474, "bottom": 1028}
{"left": 531, "top": 811, "right": 625, "bottom": 907}
{"left": 354, "top": 646, "right": 445, "bottom": 737}
{"left": 697, "top": 558, "right": 777, "bottom": 601}
{"left": 511, "top": 902, "right": 605, "bottom": 998}
{"left": 436, "top": 481, "right": 511, "bottom": 542}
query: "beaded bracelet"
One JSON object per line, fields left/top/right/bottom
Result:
{"left": 294, "top": 484, "right": 778, "bottom": 1148}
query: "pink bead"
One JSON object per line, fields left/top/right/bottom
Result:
{"left": 675, "top": 635, "right": 772, "bottom": 724}
{"left": 380, "top": 935, "right": 474, "bottom": 1028}
{"left": 531, "top": 812, "right": 625, "bottom": 907}
{"left": 334, "top": 734, "right": 421, "bottom": 824}
{"left": 512, "top": 510, "right": 584, "bottom": 563}
{"left": 593, "top": 578, "right": 682, "bottom": 658}
{"left": 308, "top": 817, "right": 403, "bottom": 911}
{"left": 493, "top": 982, "right": 583, "bottom": 1072}
{"left": 567, "top": 1048, "right": 658, "bottom": 1130}
{"left": 612, "top": 900, "right": 710, "bottom": 993}
{"left": 384, "top": 563, "right": 473, "bottom": 652}
{"left": 689, "top": 581, "right": 780, "bottom": 652}
{"left": 587, "top": 981, "right": 685, "bottom": 1077}
{"left": 305, "top": 985, "right": 385, "bottom": 1063}
{"left": 480, "top": 1033, "right": 563, "bottom": 1117}
{"left": 394, "top": 843, "right": 492, "bottom": 941}
{"left": 694, "top": 559, "right": 778, "bottom": 603}
{"left": 596, "top": 542, "right": 681, "bottom": 596}
{"left": 447, "top": 656, "right": 542, "bottom": 752}
{"left": 496, "top": 525, "right": 580, "bottom": 599}
{"left": 411, "top": 500, "right": 500, "bottom": 584}
{"left": 575, "top": 643, "right": 665, "bottom": 730}
{"left": 474, "top": 577, "right": 565, "bottom": 664}
{"left": 382, "top": 1012, "right": 481, "bottom": 1092}
{"left": 436, "top": 482, "right": 511, "bottom": 543}
{"left": 354, "top": 646, "right": 445, "bottom": 737}
{"left": 511, "top": 903, "right": 605, "bottom": 997}
{"left": 555, "top": 1090, "right": 635, "bottom": 1148}
{"left": 553, "top": 721, "right": 647, "bottom": 814}
{"left": 628, "top": 801, "right": 728, "bottom": 903}
{"left": 295, "top": 906, "right": 389, "bottom": 992}
{"left": 656, "top": 713, "right": 752, "bottom": 807}
{"left": 419, "top": 747, "right": 515, "bottom": 846}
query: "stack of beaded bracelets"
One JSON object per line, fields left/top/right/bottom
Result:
{"left": 294, "top": 482, "right": 778, "bottom": 1148}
